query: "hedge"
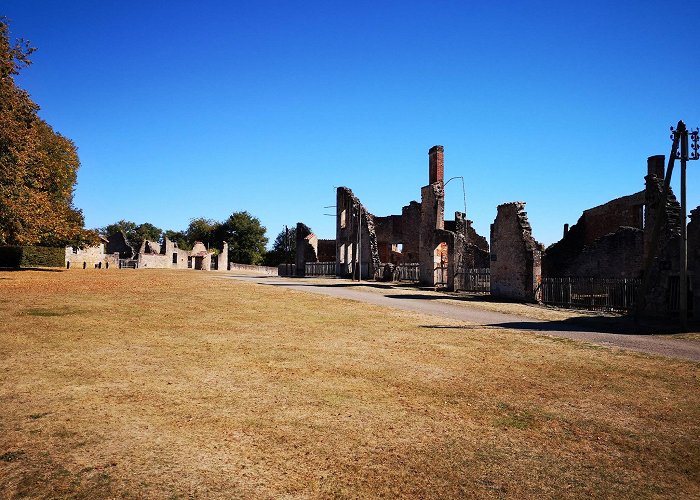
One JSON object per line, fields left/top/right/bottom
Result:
{"left": 0, "top": 246, "right": 65, "bottom": 268}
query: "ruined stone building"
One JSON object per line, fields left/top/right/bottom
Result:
{"left": 137, "top": 238, "right": 228, "bottom": 271}
{"left": 541, "top": 154, "right": 696, "bottom": 316}
{"left": 68, "top": 233, "right": 229, "bottom": 271}
{"left": 296, "top": 146, "right": 489, "bottom": 287}
{"left": 65, "top": 236, "right": 119, "bottom": 269}
{"left": 291, "top": 144, "right": 696, "bottom": 316}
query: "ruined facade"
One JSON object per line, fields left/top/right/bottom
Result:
{"left": 542, "top": 154, "right": 695, "bottom": 317}
{"left": 490, "top": 202, "right": 542, "bottom": 302}
{"left": 137, "top": 238, "right": 228, "bottom": 271}
{"left": 106, "top": 231, "right": 135, "bottom": 259}
{"left": 65, "top": 237, "right": 119, "bottom": 269}
{"left": 331, "top": 145, "right": 488, "bottom": 288}
{"left": 335, "top": 187, "right": 381, "bottom": 279}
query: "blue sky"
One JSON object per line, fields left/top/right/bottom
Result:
{"left": 4, "top": 1, "right": 699, "bottom": 247}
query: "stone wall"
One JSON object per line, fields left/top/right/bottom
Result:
{"left": 490, "top": 202, "right": 542, "bottom": 302}
{"left": 65, "top": 243, "right": 119, "bottom": 269}
{"left": 419, "top": 182, "right": 445, "bottom": 285}
{"left": 229, "top": 263, "right": 278, "bottom": 274}
{"left": 317, "top": 239, "right": 336, "bottom": 262}
{"left": 295, "top": 223, "right": 318, "bottom": 276}
{"left": 559, "top": 227, "right": 644, "bottom": 278}
{"left": 581, "top": 191, "right": 645, "bottom": 246}
{"left": 688, "top": 206, "right": 700, "bottom": 316}
{"left": 373, "top": 200, "right": 421, "bottom": 264}
{"left": 641, "top": 164, "right": 682, "bottom": 317}
{"left": 335, "top": 187, "right": 381, "bottom": 279}
{"left": 106, "top": 231, "right": 134, "bottom": 259}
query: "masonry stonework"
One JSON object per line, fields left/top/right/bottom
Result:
{"left": 490, "top": 202, "right": 542, "bottom": 302}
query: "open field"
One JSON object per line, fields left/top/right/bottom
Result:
{"left": 1, "top": 270, "right": 699, "bottom": 498}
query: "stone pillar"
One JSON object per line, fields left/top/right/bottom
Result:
{"left": 490, "top": 202, "right": 542, "bottom": 302}
{"left": 419, "top": 182, "right": 445, "bottom": 285}
{"left": 647, "top": 154, "right": 665, "bottom": 179}
{"left": 218, "top": 241, "right": 229, "bottom": 271}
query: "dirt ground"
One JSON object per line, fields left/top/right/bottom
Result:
{"left": 1, "top": 269, "right": 699, "bottom": 498}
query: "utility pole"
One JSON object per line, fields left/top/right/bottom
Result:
{"left": 674, "top": 122, "right": 700, "bottom": 330}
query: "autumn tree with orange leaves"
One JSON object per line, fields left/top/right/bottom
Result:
{"left": 0, "top": 18, "right": 96, "bottom": 247}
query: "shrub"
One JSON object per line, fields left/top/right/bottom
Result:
{"left": 0, "top": 246, "right": 64, "bottom": 268}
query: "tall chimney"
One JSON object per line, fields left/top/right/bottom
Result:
{"left": 647, "top": 155, "right": 665, "bottom": 179}
{"left": 429, "top": 145, "right": 444, "bottom": 185}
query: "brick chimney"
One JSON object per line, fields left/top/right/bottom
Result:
{"left": 647, "top": 155, "right": 665, "bottom": 179}
{"left": 429, "top": 145, "right": 444, "bottom": 185}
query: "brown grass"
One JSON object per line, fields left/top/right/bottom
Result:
{"left": 0, "top": 269, "right": 698, "bottom": 499}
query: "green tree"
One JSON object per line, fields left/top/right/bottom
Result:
{"left": 186, "top": 218, "right": 219, "bottom": 249}
{"left": 222, "top": 211, "right": 268, "bottom": 265}
{"left": 163, "top": 229, "right": 191, "bottom": 250}
{"left": 0, "top": 18, "right": 96, "bottom": 247}
{"left": 101, "top": 220, "right": 162, "bottom": 252}
{"left": 263, "top": 226, "right": 296, "bottom": 266}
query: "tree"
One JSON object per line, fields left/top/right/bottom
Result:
{"left": 0, "top": 18, "right": 96, "bottom": 247}
{"left": 101, "top": 220, "right": 162, "bottom": 252}
{"left": 263, "top": 226, "right": 296, "bottom": 266}
{"left": 186, "top": 218, "right": 219, "bottom": 249}
{"left": 221, "top": 211, "right": 268, "bottom": 265}
{"left": 163, "top": 229, "right": 191, "bottom": 250}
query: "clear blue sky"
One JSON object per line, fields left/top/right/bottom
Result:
{"left": 4, "top": 1, "right": 699, "bottom": 247}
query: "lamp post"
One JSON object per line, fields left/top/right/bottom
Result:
{"left": 671, "top": 122, "right": 699, "bottom": 330}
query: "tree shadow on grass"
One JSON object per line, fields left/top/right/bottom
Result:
{"left": 0, "top": 267, "right": 63, "bottom": 272}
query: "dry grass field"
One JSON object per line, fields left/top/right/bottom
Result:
{"left": 0, "top": 270, "right": 698, "bottom": 499}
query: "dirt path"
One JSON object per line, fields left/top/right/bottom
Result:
{"left": 219, "top": 273, "right": 700, "bottom": 362}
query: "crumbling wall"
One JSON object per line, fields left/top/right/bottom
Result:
{"left": 65, "top": 242, "right": 119, "bottom": 269}
{"left": 490, "top": 202, "right": 542, "bottom": 302}
{"left": 401, "top": 201, "right": 421, "bottom": 262}
{"left": 581, "top": 192, "right": 645, "bottom": 246}
{"left": 419, "top": 181, "right": 445, "bottom": 285}
{"left": 373, "top": 200, "right": 421, "bottom": 264}
{"left": 642, "top": 160, "right": 682, "bottom": 316}
{"left": 543, "top": 156, "right": 661, "bottom": 278}
{"left": 217, "top": 241, "right": 229, "bottom": 271}
{"left": 295, "top": 223, "right": 318, "bottom": 276}
{"left": 335, "top": 187, "right": 381, "bottom": 279}
{"left": 138, "top": 241, "right": 170, "bottom": 268}
{"left": 688, "top": 206, "right": 700, "bottom": 316}
{"left": 317, "top": 239, "right": 336, "bottom": 262}
{"left": 559, "top": 227, "right": 644, "bottom": 278}
{"left": 106, "top": 231, "right": 134, "bottom": 259}
{"left": 455, "top": 212, "right": 489, "bottom": 268}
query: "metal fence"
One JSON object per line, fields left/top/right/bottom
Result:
{"left": 305, "top": 261, "right": 336, "bottom": 276}
{"left": 119, "top": 259, "right": 138, "bottom": 269}
{"left": 540, "top": 277, "right": 640, "bottom": 311}
{"left": 392, "top": 263, "right": 420, "bottom": 282}
{"left": 455, "top": 268, "right": 490, "bottom": 293}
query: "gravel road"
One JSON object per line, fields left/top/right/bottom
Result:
{"left": 220, "top": 273, "right": 700, "bottom": 362}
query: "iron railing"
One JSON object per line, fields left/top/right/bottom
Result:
{"left": 455, "top": 268, "right": 490, "bottom": 293}
{"left": 540, "top": 277, "right": 640, "bottom": 311}
{"left": 305, "top": 261, "right": 336, "bottom": 276}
